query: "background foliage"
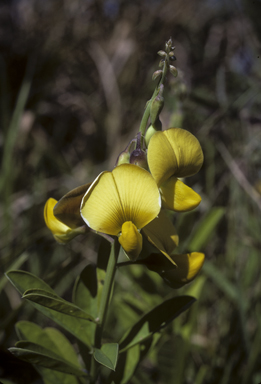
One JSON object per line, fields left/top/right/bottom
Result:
{"left": 1, "top": 0, "right": 261, "bottom": 383}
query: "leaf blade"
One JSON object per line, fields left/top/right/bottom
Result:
{"left": 93, "top": 343, "right": 119, "bottom": 371}
{"left": 6, "top": 270, "right": 92, "bottom": 347}
{"left": 9, "top": 341, "right": 88, "bottom": 377}
{"left": 119, "top": 296, "right": 195, "bottom": 352}
{"left": 22, "top": 288, "right": 96, "bottom": 321}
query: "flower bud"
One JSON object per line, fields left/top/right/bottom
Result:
{"left": 152, "top": 70, "right": 163, "bottom": 81}
{"left": 157, "top": 50, "right": 167, "bottom": 58}
{"left": 169, "top": 51, "right": 176, "bottom": 61}
{"left": 130, "top": 148, "right": 148, "bottom": 170}
{"left": 159, "top": 59, "right": 165, "bottom": 68}
{"left": 145, "top": 121, "right": 162, "bottom": 147}
{"left": 129, "top": 132, "right": 148, "bottom": 170}
{"left": 115, "top": 150, "right": 130, "bottom": 166}
{"left": 169, "top": 65, "right": 178, "bottom": 77}
{"left": 115, "top": 139, "right": 135, "bottom": 166}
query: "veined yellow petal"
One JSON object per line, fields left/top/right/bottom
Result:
{"left": 142, "top": 211, "right": 179, "bottom": 263}
{"left": 81, "top": 171, "right": 125, "bottom": 235}
{"left": 147, "top": 130, "right": 177, "bottom": 186}
{"left": 81, "top": 164, "right": 161, "bottom": 235}
{"left": 54, "top": 183, "right": 91, "bottom": 228}
{"left": 160, "top": 177, "right": 201, "bottom": 212}
{"left": 44, "top": 198, "right": 85, "bottom": 244}
{"left": 119, "top": 221, "right": 142, "bottom": 261}
{"left": 148, "top": 128, "right": 204, "bottom": 185}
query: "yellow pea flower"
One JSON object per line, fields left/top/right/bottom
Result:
{"left": 44, "top": 198, "right": 86, "bottom": 244}
{"left": 139, "top": 251, "right": 205, "bottom": 289}
{"left": 80, "top": 164, "right": 161, "bottom": 261}
{"left": 44, "top": 183, "right": 91, "bottom": 244}
{"left": 142, "top": 210, "right": 179, "bottom": 265}
{"left": 147, "top": 128, "right": 204, "bottom": 212}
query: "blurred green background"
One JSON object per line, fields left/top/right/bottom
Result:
{"left": 1, "top": 0, "right": 261, "bottom": 383}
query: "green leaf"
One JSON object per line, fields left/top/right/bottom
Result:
{"left": 9, "top": 341, "right": 88, "bottom": 377}
{"left": 73, "top": 264, "right": 105, "bottom": 345}
{"left": 119, "top": 296, "right": 195, "bottom": 352}
{"left": 15, "top": 321, "right": 80, "bottom": 384}
{"left": 16, "top": 321, "right": 82, "bottom": 369}
{"left": 94, "top": 343, "right": 119, "bottom": 371}
{"left": 110, "top": 335, "right": 158, "bottom": 383}
{"left": 22, "top": 288, "right": 95, "bottom": 321}
{"left": 0, "top": 252, "right": 28, "bottom": 293}
{"left": 45, "top": 328, "right": 81, "bottom": 369}
{"left": 6, "top": 270, "right": 54, "bottom": 294}
{"left": 101, "top": 343, "right": 118, "bottom": 370}
{"left": 36, "top": 367, "right": 78, "bottom": 384}
{"left": 6, "top": 270, "right": 92, "bottom": 347}
{"left": 112, "top": 344, "right": 140, "bottom": 384}
{"left": 73, "top": 264, "right": 106, "bottom": 315}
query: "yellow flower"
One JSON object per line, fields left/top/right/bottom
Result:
{"left": 44, "top": 183, "right": 90, "bottom": 244}
{"left": 139, "top": 251, "right": 205, "bottom": 289}
{"left": 80, "top": 164, "right": 161, "bottom": 261}
{"left": 147, "top": 128, "right": 204, "bottom": 212}
{"left": 140, "top": 209, "right": 204, "bottom": 287}
{"left": 142, "top": 211, "right": 179, "bottom": 265}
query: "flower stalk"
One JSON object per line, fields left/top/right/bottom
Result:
{"left": 139, "top": 38, "right": 176, "bottom": 138}
{"left": 90, "top": 238, "right": 121, "bottom": 382}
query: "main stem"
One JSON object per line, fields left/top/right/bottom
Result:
{"left": 90, "top": 238, "right": 121, "bottom": 383}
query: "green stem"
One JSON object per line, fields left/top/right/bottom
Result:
{"left": 90, "top": 238, "right": 121, "bottom": 383}
{"left": 139, "top": 88, "right": 158, "bottom": 137}
{"left": 97, "top": 238, "right": 120, "bottom": 343}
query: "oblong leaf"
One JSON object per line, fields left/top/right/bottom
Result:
{"left": 22, "top": 288, "right": 95, "bottom": 321}
{"left": 6, "top": 270, "right": 92, "bottom": 347}
{"left": 15, "top": 321, "right": 82, "bottom": 369}
{"left": 15, "top": 322, "right": 80, "bottom": 384}
{"left": 119, "top": 296, "right": 195, "bottom": 352}
{"left": 73, "top": 264, "right": 106, "bottom": 346}
{"left": 9, "top": 341, "right": 87, "bottom": 377}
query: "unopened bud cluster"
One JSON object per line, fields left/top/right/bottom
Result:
{"left": 152, "top": 38, "right": 178, "bottom": 81}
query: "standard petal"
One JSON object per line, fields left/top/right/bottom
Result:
{"left": 44, "top": 198, "right": 85, "bottom": 244}
{"left": 148, "top": 128, "right": 204, "bottom": 185}
{"left": 81, "top": 164, "right": 161, "bottom": 235}
{"left": 119, "top": 221, "right": 143, "bottom": 261}
{"left": 54, "top": 183, "right": 91, "bottom": 228}
{"left": 81, "top": 171, "right": 124, "bottom": 235}
{"left": 147, "top": 130, "right": 177, "bottom": 186}
{"left": 160, "top": 177, "right": 201, "bottom": 212}
{"left": 142, "top": 211, "right": 179, "bottom": 263}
